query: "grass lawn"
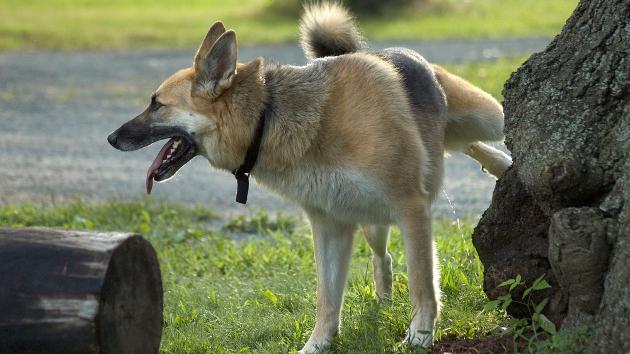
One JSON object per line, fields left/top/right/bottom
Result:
{"left": 443, "top": 57, "right": 526, "bottom": 101}
{"left": 0, "top": 199, "right": 507, "bottom": 353}
{"left": 0, "top": 0, "right": 578, "bottom": 51}
{"left": 0, "top": 198, "right": 591, "bottom": 353}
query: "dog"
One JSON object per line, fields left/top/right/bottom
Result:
{"left": 107, "top": 2, "right": 511, "bottom": 352}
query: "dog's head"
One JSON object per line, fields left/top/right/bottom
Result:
{"left": 107, "top": 22, "right": 265, "bottom": 193}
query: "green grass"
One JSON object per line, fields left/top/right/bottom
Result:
{"left": 443, "top": 57, "right": 527, "bottom": 100}
{"left": 0, "top": 0, "right": 578, "bottom": 51}
{"left": 0, "top": 199, "right": 507, "bottom": 353}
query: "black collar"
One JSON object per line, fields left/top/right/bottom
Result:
{"left": 231, "top": 104, "right": 267, "bottom": 204}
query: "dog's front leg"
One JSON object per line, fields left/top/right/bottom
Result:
{"left": 300, "top": 210, "right": 356, "bottom": 354}
{"left": 397, "top": 199, "right": 440, "bottom": 348}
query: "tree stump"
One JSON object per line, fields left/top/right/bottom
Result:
{"left": 0, "top": 228, "right": 163, "bottom": 354}
{"left": 472, "top": 0, "right": 629, "bottom": 352}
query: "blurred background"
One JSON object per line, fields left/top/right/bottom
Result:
{"left": 0, "top": 0, "right": 578, "bottom": 219}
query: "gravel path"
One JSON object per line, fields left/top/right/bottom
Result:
{"left": 0, "top": 38, "right": 550, "bottom": 219}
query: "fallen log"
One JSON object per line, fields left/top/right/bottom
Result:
{"left": 0, "top": 228, "right": 163, "bottom": 354}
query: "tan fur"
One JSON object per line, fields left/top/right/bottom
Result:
{"left": 362, "top": 225, "right": 392, "bottom": 300}
{"left": 154, "top": 58, "right": 267, "bottom": 171}
{"left": 300, "top": 2, "right": 365, "bottom": 60}
{"left": 430, "top": 64, "right": 510, "bottom": 177}
{"left": 193, "top": 21, "right": 226, "bottom": 72}
{"left": 465, "top": 141, "right": 511, "bottom": 178}
{"left": 432, "top": 64, "right": 505, "bottom": 150}
{"left": 310, "top": 53, "right": 427, "bottom": 198}
{"left": 109, "top": 3, "right": 511, "bottom": 353}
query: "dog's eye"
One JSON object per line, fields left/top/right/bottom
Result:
{"left": 150, "top": 94, "right": 165, "bottom": 111}
{"left": 152, "top": 101, "right": 165, "bottom": 111}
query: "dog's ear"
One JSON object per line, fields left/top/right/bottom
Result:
{"left": 237, "top": 57, "right": 263, "bottom": 79}
{"left": 193, "top": 21, "right": 226, "bottom": 71}
{"left": 194, "top": 30, "right": 237, "bottom": 98}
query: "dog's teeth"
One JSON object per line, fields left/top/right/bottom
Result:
{"left": 172, "top": 141, "right": 180, "bottom": 149}
{"left": 163, "top": 139, "right": 181, "bottom": 163}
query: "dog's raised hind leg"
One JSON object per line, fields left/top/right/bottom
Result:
{"left": 396, "top": 197, "right": 440, "bottom": 348}
{"left": 300, "top": 210, "right": 356, "bottom": 354}
{"left": 362, "top": 224, "right": 392, "bottom": 300}
{"left": 465, "top": 142, "right": 511, "bottom": 178}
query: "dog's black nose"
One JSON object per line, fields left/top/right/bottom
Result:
{"left": 107, "top": 131, "right": 118, "bottom": 147}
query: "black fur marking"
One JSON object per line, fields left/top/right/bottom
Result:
{"left": 375, "top": 48, "right": 445, "bottom": 116}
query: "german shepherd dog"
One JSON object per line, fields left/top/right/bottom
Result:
{"left": 108, "top": 3, "right": 511, "bottom": 352}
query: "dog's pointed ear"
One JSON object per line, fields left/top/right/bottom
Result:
{"left": 194, "top": 30, "right": 237, "bottom": 98}
{"left": 193, "top": 21, "right": 226, "bottom": 71}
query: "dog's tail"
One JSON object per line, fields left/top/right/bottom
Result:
{"left": 432, "top": 64, "right": 511, "bottom": 177}
{"left": 299, "top": 2, "right": 365, "bottom": 60}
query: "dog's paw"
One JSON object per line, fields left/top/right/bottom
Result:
{"left": 299, "top": 337, "right": 332, "bottom": 354}
{"left": 403, "top": 328, "right": 433, "bottom": 348}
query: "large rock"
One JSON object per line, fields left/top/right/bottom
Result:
{"left": 472, "top": 0, "right": 630, "bottom": 351}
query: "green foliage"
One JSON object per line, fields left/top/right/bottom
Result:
{"left": 0, "top": 200, "right": 505, "bottom": 352}
{"left": 0, "top": 0, "right": 578, "bottom": 50}
{"left": 442, "top": 57, "right": 528, "bottom": 100}
{"left": 0, "top": 198, "right": 217, "bottom": 238}
{"left": 482, "top": 274, "right": 591, "bottom": 353}
{"left": 344, "top": 0, "right": 421, "bottom": 15}
{"left": 531, "top": 326, "right": 591, "bottom": 353}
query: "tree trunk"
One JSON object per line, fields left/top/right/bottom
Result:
{"left": 0, "top": 228, "right": 163, "bottom": 354}
{"left": 472, "top": 0, "right": 629, "bottom": 352}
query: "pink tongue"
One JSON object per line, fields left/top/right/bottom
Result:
{"left": 146, "top": 138, "right": 176, "bottom": 194}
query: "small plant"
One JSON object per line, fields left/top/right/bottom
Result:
{"left": 484, "top": 274, "right": 557, "bottom": 352}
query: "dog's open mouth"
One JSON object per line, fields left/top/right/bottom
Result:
{"left": 146, "top": 136, "right": 196, "bottom": 194}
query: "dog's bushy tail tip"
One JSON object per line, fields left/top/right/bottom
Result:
{"left": 299, "top": 2, "right": 365, "bottom": 60}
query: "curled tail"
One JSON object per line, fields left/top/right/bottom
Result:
{"left": 299, "top": 2, "right": 365, "bottom": 60}
{"left": 432, "top": 64, "right": 511, "bottom": 177}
